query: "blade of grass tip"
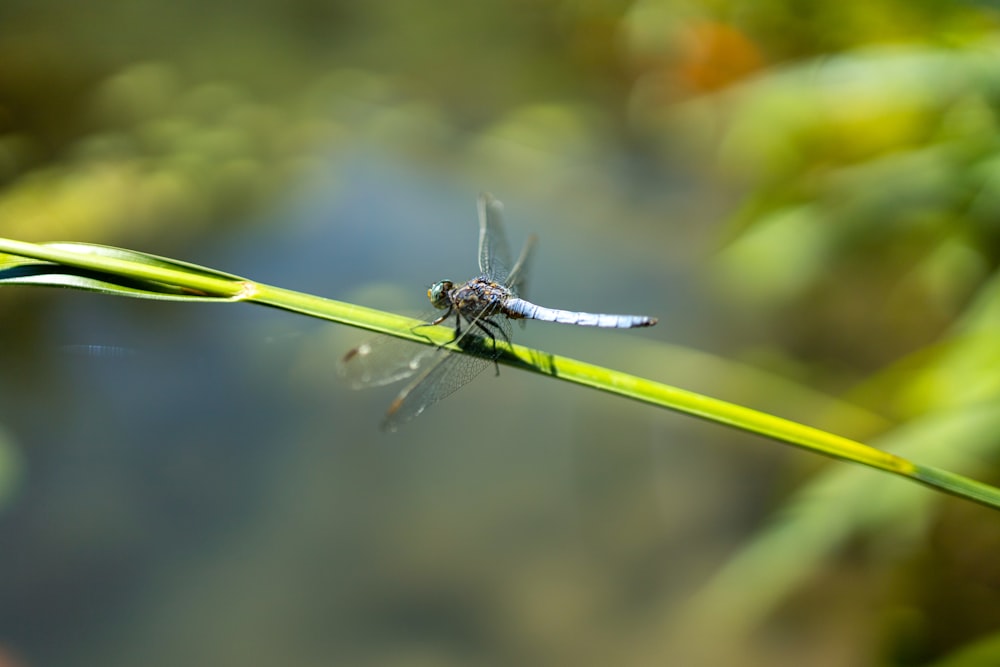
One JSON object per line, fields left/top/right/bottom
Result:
{"left": 0, "top": 238, "right": 252, "bottom": 299}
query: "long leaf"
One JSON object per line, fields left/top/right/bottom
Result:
{"left": 1, "top": 236, "right": 999, "bottom": 510}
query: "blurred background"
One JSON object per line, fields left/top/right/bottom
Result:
{"left": 2, "top": 1, "right": 1000, "bottom": 665}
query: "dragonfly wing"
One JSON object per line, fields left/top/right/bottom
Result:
{"left": 505, "top": 234, "right": 537, "bottom": 298}
{"left": 382, "top": 311, "right": 512, "bottom": 429}
{"left": 340, "top": 337, "right": 440, "bottom": 388}
{"left": 477, "top": 192, "right": 513, "bottom": 282}
{"left": 339, "top": 317, "right": 447, "bottom": 388}
{"left": 381, "top": 347, "right": 492, "bottom": 430}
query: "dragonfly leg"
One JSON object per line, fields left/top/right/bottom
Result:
{"left": 423, "top": 307, "right": 462, "bottom": 347}
{"left": 411, "top": 324, "right": 439, "bottom": 345}
{"left": 473, "top": 317, "right": 509, "bottom": 376}
{"left": 449, "top": 310, "right": 462, "bottom": 343}
{"left": 480, "top": 316, "right": 512, "bottom": 344}
{"left": 430, "top": 306, "right": 453, "bottom": 327}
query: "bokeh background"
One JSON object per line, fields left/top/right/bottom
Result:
{"left": 2, "top": 1, "right": 1000, "bottom": 665}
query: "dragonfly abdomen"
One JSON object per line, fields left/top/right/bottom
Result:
{"left": 503, "top": 298, "right": 657, "bottom": 328}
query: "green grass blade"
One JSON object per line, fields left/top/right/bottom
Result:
{"left": 675, "top": 401, "right": 1000, "bottom": 635}
{"left": 0, "top": 239, "right": 249, "bottom": 300}
{"left": 1, "top": 236, "right": 998, "bottom": 510}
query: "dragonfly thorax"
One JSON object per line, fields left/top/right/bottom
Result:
{"left": 427, "top": 280, "right": 454, "bottom": 309}
{"left": 450, "top": 277, "right": 510, "bottom": 319}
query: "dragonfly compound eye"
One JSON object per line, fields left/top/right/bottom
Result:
{"left": 427, "top": 280, "right": 453, "bottom": 309}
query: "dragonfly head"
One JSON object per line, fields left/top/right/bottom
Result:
{"left": 427, "top": 280, "right": 454, "bottom": 309}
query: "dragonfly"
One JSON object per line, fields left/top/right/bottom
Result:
{"left": 340, "top": 193, "right": 657, "bottom": 429}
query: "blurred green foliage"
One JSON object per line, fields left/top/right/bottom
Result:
{"left": 3, "top": 0, "right": 1000, "bottom": 666}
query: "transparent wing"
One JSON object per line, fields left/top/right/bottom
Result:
{"left": 342, "top": 306, "right": 514, "bottom": 429}
{"left": 477, "top": 192, "right": 513, "bottom": 282}
{"left": 381, "top": 313, "right": 513, "bottom": 430}
{"left": 505, "top": 234, "right": 537, "bottom": 297}
{"left": 381, "top": 348, "right": 492, "bottom": 430}
{"left": 339, "top": 316, "right": 445, "bottom": 388}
